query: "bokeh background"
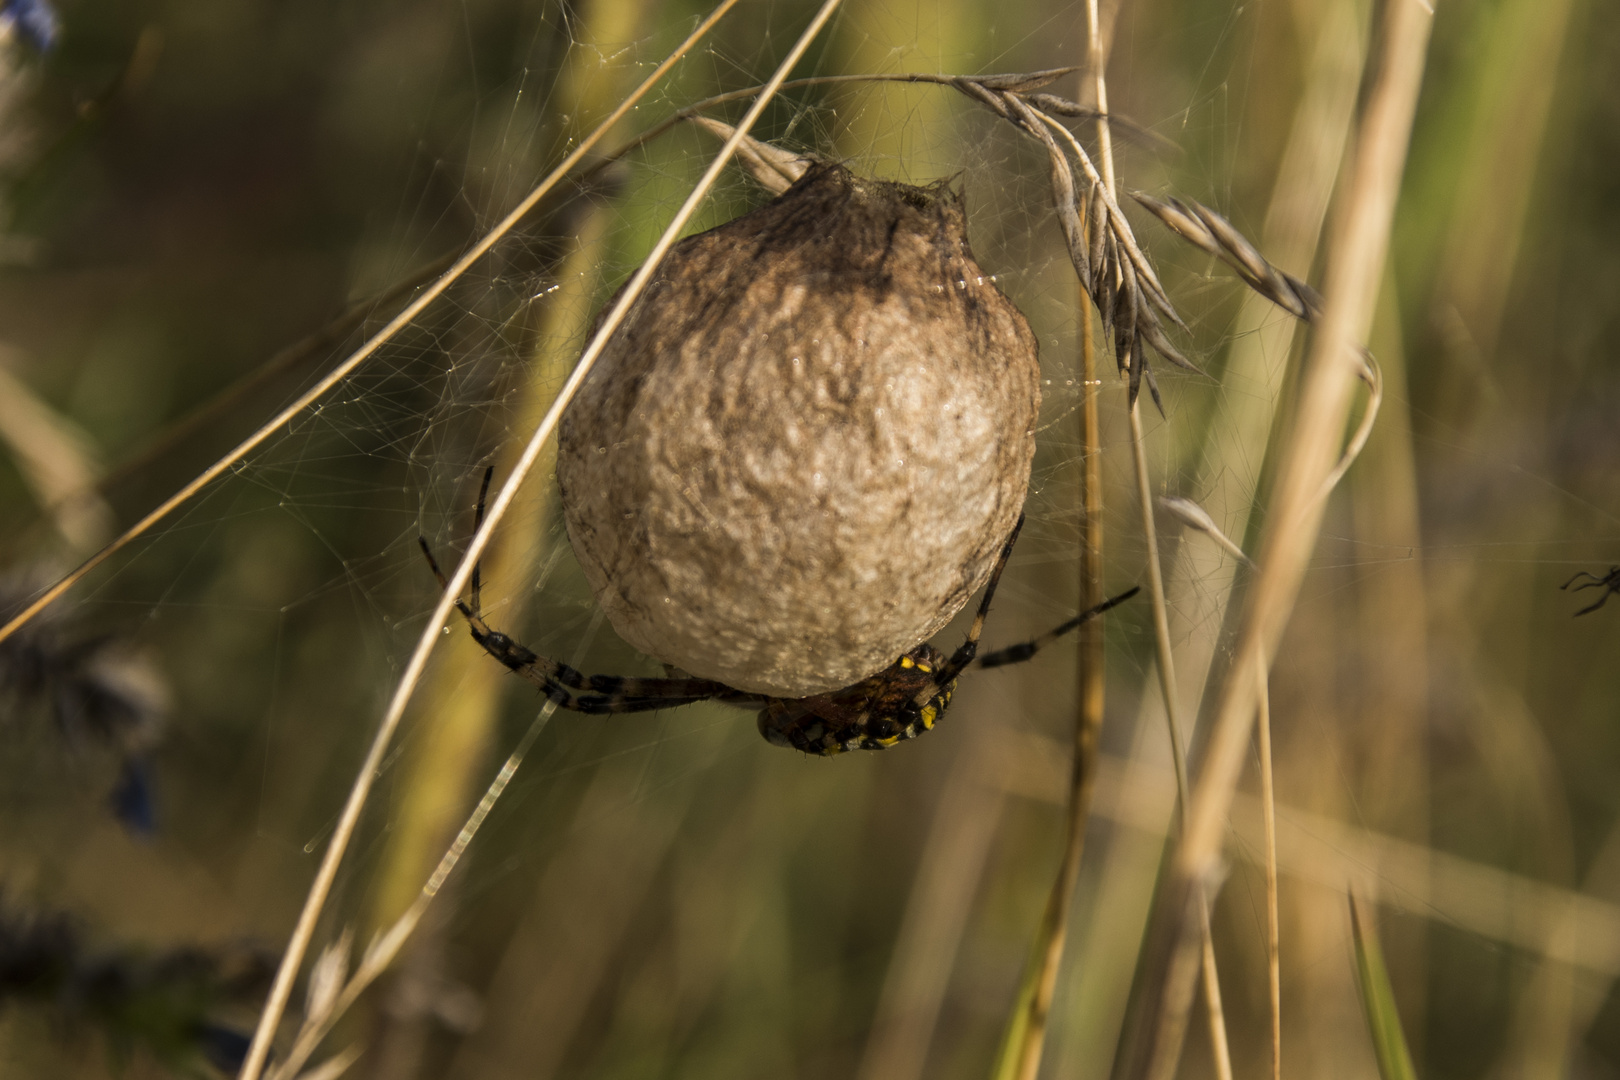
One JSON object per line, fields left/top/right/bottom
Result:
{"left": 1, "top": 0, "right": 1617, "bottom": 1077}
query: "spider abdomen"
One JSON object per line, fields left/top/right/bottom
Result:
{"left": 755, "top": 643, "right": 957, "bottom": 756}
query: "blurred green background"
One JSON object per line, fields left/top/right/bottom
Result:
{"left": 1, "top": 0, "right": 1618, "bottom": 1077}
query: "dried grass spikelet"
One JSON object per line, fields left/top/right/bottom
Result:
{"left": 557, "top": 162, "right": 1040, "bottom": 697}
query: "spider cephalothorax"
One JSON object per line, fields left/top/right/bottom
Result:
{"left": 421, "top": 471, "right": 1137, "bottom": 756}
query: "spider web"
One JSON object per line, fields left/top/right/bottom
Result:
{"left": 0, "top": 0, "right": 1315, "bottom": 1059}
{"left": 8, "top": 1, "right": 1614, "bottom": 1078}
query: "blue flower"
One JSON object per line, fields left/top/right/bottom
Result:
{"left": 1, "top": 0, "right": 60, "bottom": 53}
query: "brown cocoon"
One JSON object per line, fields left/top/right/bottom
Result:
{"left": 557, "top": 163, "right": 1039, "bottom": 697}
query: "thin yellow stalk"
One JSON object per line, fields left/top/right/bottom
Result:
{"left": 1094, "top": 0, "right": 1231, "bottom": 1057}
{"left": 1059, "top": 6, "right": 1361, "bottom": 1066}
{"left": 234, "top": 3, "right": 849, "bottom": 1074}
{"left": 363, "top": 8, "right": 643, "bottom": 1058}
{"left": 986, "top": 10, "right": 1116, "bottom": 1077}
{"left": 1129, "top": 400, "right": 1232, "bottom": 1080}
{"left": 1127, "top": 403, "right": 1185, "bottom": 798}
{"left": 0, "top": 0, "right": 745, "bottom": 653}
{"left": 1077, "top": 234, "right": 1105, "bottom": 864}
{"left": 1258, "top": 653, "right": 1281, "bottom": 1080}
{"left": 365, "top": 180, "right": 624, "bottom": 1080}
{"left": 1115, "top": 3, "right": 1436, "bottom": 1077}
{"left": 265, "top": 699, "right": 562, "bottom": 1080}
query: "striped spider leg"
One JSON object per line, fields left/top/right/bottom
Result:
{"left": 421, "top": 470, "right": 1139, "bottom": 755}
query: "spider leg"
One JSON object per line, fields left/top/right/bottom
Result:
{"left": 420, "top": 468, "right": 752, "bottom": 716}
{"left": 1574, "top": 595, "right": 1610, "bottom": 617}
{"left": 469, "top": 465, "right": 497, "bottom": 621}
{"left": 1562, "top": 571, "right": 1604, "bottom": 591}
{"left": 928, "top": 513, "right": 1025, "bottom": 691}
{"left": 975, "top": 585, "right": 1142, "bottom": 669}
{"left": 416, "top": 536, "right": 484, "bottom": 632}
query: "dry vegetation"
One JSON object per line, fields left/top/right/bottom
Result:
{"left": 1, "top": 0, "right": 1617, "bottom": 1078}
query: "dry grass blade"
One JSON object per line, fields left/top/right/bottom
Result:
{"left": 1318, "top": 353, "right": 1384, "bottom": 504}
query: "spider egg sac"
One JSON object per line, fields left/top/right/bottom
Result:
{"left": 556, "top": 162, "right": 1040, "bottom": 697}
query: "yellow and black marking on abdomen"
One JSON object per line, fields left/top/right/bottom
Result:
{"left": 755, "top": 644, "right": 957, "bottom": 756}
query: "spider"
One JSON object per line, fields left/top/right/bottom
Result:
{"left": 1562, "top": 566, "right": 1620, "bottom": 617}
{"left": 419, "top": 470, "right": 1139, "bottom": 756}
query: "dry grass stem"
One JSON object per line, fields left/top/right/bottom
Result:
{"left": 1131, "top": 387, "right": 1233, "bottom": 1080}
{"left": 1115, "top": 2, "right": 1436, "bottom": 1073}
{"left": 1257, "top": 655, "right": 1281, "bottom": 1080}
{"left": 264, "top": 700, "right": 561, "bottom": 1080}
{"left": 993, "top": 6, "right": 1234, "bottom": 1072}
{"left": 233, "top": 2, "right": 848, "bottom": 1073}
{"left": 1106, "top": 62, "right": 1233, "bottom": 1080}
{"left": 1198, "top": 905, "right": 1234, "bottom": 1080}
{"left": 1317, "top": 353, "right": 1384, "bottom": 504}
{"left": 988, "top": 12, "right": 1138, "bottom": 1077}
{"left": 995, "top": 739, "right": 1620, "bottom": 977}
